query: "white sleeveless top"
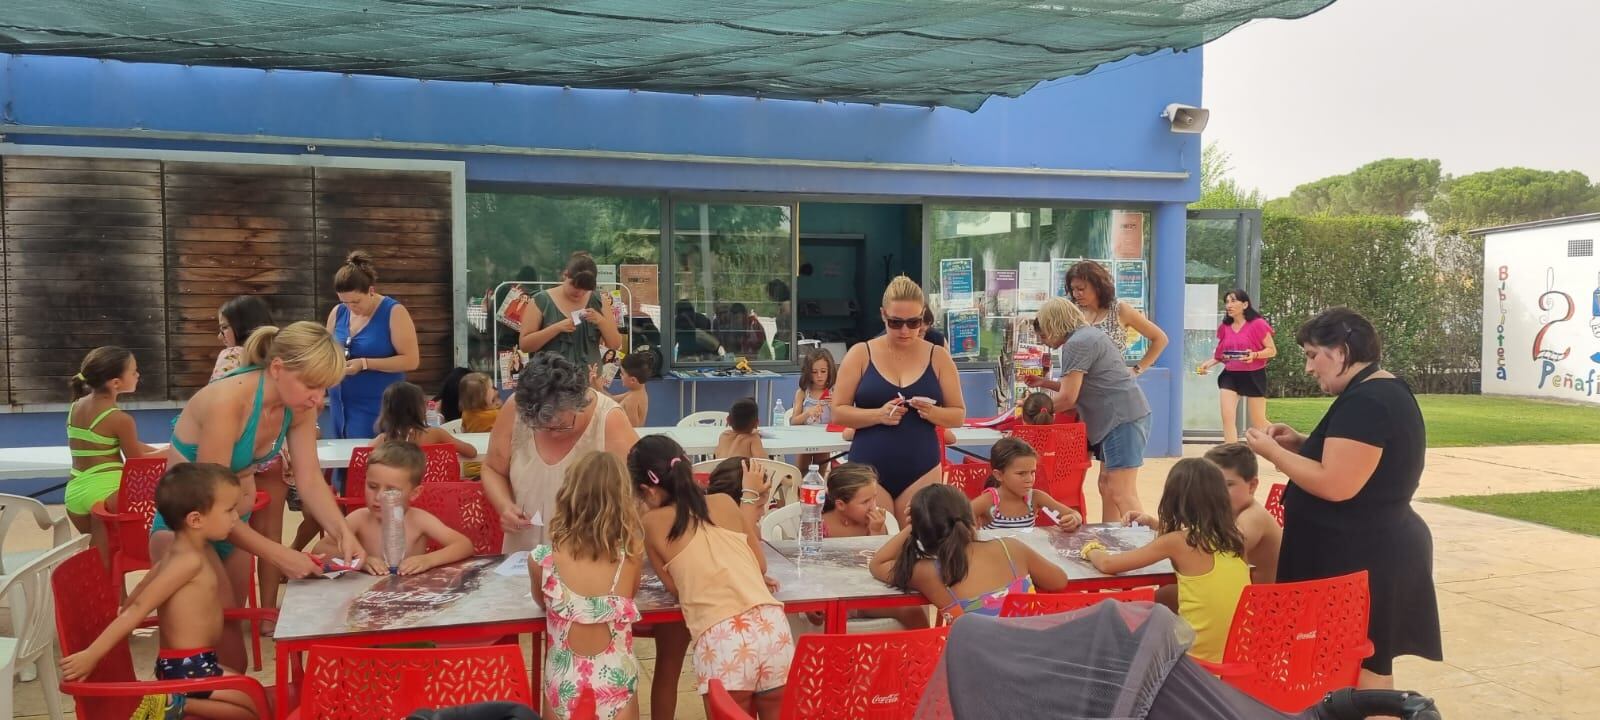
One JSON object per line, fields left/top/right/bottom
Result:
{"left": 503, "top": 390, "right": 621, "bottom": 552}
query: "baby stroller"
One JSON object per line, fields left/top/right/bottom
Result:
{"left": 913, "top": 601, "right": 1440, "bottom": 720}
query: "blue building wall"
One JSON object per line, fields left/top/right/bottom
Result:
{"left": 0, "top": 49, "right": 1202, "bottom": 494}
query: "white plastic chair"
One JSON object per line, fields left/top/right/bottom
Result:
{"left": 440, "top": 418, "right": 465, "bottom": 433}
{"left": 694, "top": 458, "right": 801, "bottom": 509}
{"left": 1, "top": 494, "right": 71, "bottom": 686}
{"left": 0, "top": 534, "right": 89, "bottom": 720}
{"left": 676, "top": 411, "right": 727, "bottom": 428}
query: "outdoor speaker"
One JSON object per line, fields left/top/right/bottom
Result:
{"left": 1162, "top": 103, "right": 1210, "bottom": 134}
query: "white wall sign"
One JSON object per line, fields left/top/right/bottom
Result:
{"left": 1481, "top": 223, "right": 1600, "bottom": 405}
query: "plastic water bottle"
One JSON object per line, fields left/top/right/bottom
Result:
{"left": 798, "top": 464, "right": 825, "bottom": 556}
{"left": 425, "top": 400, "right": 443, "bottom": 428}
{"left": 772, "top": 398, "right": 788, "bottom": 427}
{"left": 378, "top": 488, "right": 407, "bottom": 574}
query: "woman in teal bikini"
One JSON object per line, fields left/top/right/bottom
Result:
{"left": 157, "top": 321, "right": 361, "bottom": 672}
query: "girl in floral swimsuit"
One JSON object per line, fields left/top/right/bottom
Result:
{"left": 530, "top": 451, "right": 645, "bottom": 720}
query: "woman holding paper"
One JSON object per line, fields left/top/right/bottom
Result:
{"left": 832, "top": 275, "right": 967, "bottom": 525}
{"left": 1065, "top": 261, "right": 1168, "bottom": 376}
{"left": 518, "top": 251, "right": 623, "bottom": 373}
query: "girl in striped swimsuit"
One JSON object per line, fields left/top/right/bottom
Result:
{"left": 971, "top": 438, "right": 1083, "bottom": 531}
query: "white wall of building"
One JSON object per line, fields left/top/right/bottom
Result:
{"left": 1481, "top": 220, "right": 1600, "bottom": 404}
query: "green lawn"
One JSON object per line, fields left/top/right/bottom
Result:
{"left": 1267, "top": 394, "right": 1600, "bottom": 447}
{"left": 1431, "top": 489, "right": 1600, "bottom": 537}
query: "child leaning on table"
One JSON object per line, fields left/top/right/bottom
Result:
{"left": 1084, "top": 458, "right": 1250, "bottom": 663}
{"left": 630, "top": 435, "right": 791, "bottom": 720}
{"left": 871, "top": 484, "right": 1068, "bottom": 622}
{"left": 529, "top": 450, "right": 645, "bottom": 720}
{"left": 61, "top": 463, "right": 261, "bottom": 720}
{"left": 315, "top": 441, "right": 474, "bottom": 575}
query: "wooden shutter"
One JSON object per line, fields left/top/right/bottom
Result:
{"left": 1, "top": 156, "right": 167, "bottom": 404}
{"left": 163, "top": 163, "right": 317, "bottom": 398}
{"left": 314, "top": 168, "right": 453, "bottom": 391}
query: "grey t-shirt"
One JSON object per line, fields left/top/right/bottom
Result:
{"left": 1061, "top": 326, "right": 1151, "bottom": 444}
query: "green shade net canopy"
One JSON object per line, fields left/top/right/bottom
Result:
{"left": 0, "top": 0, "right": 1333, "bottom": 111}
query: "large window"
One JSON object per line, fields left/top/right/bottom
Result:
{"left": 924, "top": 205, "right": 1153, "bottom": 364}
{"left": 465, "top": 191, "right": 662, "bottom": 373}
{"left": 670, "top": 201, "right": 795, "bottom": 364}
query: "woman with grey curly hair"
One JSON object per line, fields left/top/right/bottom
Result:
{"left": 480, "top": 352, "right": 639, "bottom": 552}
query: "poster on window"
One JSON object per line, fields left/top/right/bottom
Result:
{"left": 1018, "top": 262, "right": 1051, "bottom": 311}
{"left": 1122, "top": 299, "right": 1149, "bottom": 363}
{"left": 619, "top": 264, "right": 659, "bottom": 315}
{"left": 947, "top": 309, "right": 981, "bottom": 359}
{"left": 1114, "top": 260, "right": 1146, "bottom": 304}
{"left": 1112, "top": 211, "right": 1145, "bottom": 259}
{"left": 986, "top": 269, "right": 1018, "bottom": 315}
{"left": 940, "top": 258, "right": 975, "bottom": 310}
{"left": 1051, "top": 258, "right": 1078, "bottom": 299}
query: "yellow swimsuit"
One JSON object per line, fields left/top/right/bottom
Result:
{"left": 1178, "top": 550, "right": 1251, "bottom": 663}
{"left": 65, "top": 405, "right": 125, "bottom": 515}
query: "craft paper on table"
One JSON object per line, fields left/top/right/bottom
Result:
{"left": 947, "top": 309, "right": 981, "bottom": 359}
{"left": 494, "top": 552, "right": 530, "bottom": 577}
{"left": 940, "top": 258, "right": 975, "bottom": 310}
{"left": 345, "top": 557, "right": 497, "bottom": 631}
{"left": 986, "top": 269, "right": 1018, "bottom": 315}
{"left": 1018, "top": 262, "right": 1051, "bottom": 310}
{"left": 1111, "top": 210, "right": 1145, "bottom": 259}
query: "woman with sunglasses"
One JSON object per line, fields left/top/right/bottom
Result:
{"left": 1024, "top": 297, "right": 1152, "bottom": 523}
{"left": 832, "top": 275, "right": 967, "bottom": 525}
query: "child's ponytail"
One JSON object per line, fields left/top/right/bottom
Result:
{"left": 889, "top": 484, "right": 975, "bottom": 591}
{"left": 628, "top": 435, "right": 709, "bottom": 541}
{"left": 70, "top": 346, "right": 134, "bottom": 400}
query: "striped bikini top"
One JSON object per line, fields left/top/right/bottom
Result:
{"left": 985, "top": 487, "right": 1037, "bottom": 530}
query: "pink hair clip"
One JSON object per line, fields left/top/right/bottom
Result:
{"left": 647, "top": 470, "right": 661, "bottom": 484}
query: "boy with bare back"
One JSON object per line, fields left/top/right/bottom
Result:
{"left": 61, "top": 463, "right": 260, "bottom": 719}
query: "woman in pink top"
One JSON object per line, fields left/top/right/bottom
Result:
{"left": 1196, "top": 289, "right": 1277, "bottom": 442}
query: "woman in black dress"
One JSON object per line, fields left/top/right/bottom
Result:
{"left": 1245, "top": 307, "right": 1441, "bottom": 690}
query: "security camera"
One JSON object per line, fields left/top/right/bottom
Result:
{"left": 1162, "top": 104, "right": 1210, "bottom": 134}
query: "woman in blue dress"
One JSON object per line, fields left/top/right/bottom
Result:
{"left": 324, "top": 251, "right": 420, "bottom": 439}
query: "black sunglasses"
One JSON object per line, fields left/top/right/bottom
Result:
{"left": 884, "top": 315, "right": 924, "bottom": 330}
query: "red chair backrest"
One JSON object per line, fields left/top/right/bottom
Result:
{"left": 781, "top": 626, "right": 949, "bottom": 720}
{"left": 343, "top": 446, "right": 375, "bottom": 505}
{"left": 300, "top": 644, "right": 531, "bottom": 719}
{"left": 419, "top": 443, "right": 463, "bottom": 484}
{"left": 1264, "top": 483, "right": 1286, "bottom": 527}
{"left": 110, "top": 456, "right": 168, "bottom": 565}
{"left": 999, "top": 588, "right": 1156, "bottom": 618}
{"left": 1008, "top": 423, "right": 1091, "bottom": 516}
{"left": 1222, "top": 570, "right": 1372, "bottom": 712}
{"left": 412, "top": 482, "right": 504, "bottom": 556}
{"left": 52, "top": 548, "right": 141, "bottom": 719}
{"left": 942, "top": 462, "right": 992, "bottom": 500}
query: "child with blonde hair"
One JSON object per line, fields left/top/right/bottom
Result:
{"left": 316, "top": 441, "right": 473, "bottom": 575}
{"left": 457, "top": 372, "right": 501, "bottom": 432}
{"left": 972, "top": 438, "right": 1082, "bottom": 531}
{"left": 530, "top": 451, "right": 645, "bottom": 720}
{"left": 1084, "top": 458, "right": 1250, "bottom": 663}
{"left": 630, "top": 436, "right": 790, "bottom": 720}
{"left": 65, "top": 346, "right": 157, "bottom": 554}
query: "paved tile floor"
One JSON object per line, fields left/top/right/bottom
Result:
{"left": 8, "top": 443, "right": 1600, "bottom": 719}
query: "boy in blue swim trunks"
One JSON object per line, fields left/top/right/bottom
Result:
{"left": 63, "top": 463, "right": 261, "bottom": 719}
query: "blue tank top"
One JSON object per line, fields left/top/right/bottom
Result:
{"left": 333, "top": 296, "right": 405, "bottom": 423}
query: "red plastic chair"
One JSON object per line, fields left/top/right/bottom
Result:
{"left": 420, "top": 443, "right": 464, "bottom": 484}
{"left": 708, "top": 679, "right": 754, "bottom": 720}
{"left": 942, "top": 462, "right": 992, "bottom": 500}
{"left": 412, "top": 482, "right": 505, "bottom": 555}
{"left": 1265, "top": 482, "right": 1287, "bottom": 527}
{"left": 289, "top": 644, "right": 531, "bottom": 719}
{"left": 337, "top": 446, "right": 375, "bottom": 513}
{"left": 781, "top": 626, "right": 950, "bottom": 720}
{"left": 1000, "top": 588, "right": 1157, "bottom": 617}
{"left": 1008, "top": 423, "right": 1091, "bottom": 518}
{"left": 51, "top": 548, "right": 275, "bottom": 720}
{"left": 1196, "top": 571, "right": 1375, "bottom": 713}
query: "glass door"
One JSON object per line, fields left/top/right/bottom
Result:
{"left": 1183, "top": 210, "right": 1262, "bottom": 440}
